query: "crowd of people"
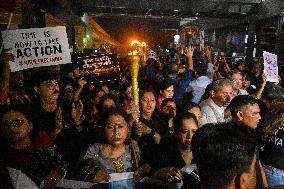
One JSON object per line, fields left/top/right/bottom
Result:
{"left": 0, "top": 45, "right": 284, "bottom": 189}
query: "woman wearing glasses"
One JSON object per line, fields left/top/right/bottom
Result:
{"left": 0, "top": 104, "right": 66, "bottom": 188}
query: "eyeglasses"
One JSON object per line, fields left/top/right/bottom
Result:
{"left": 232, "top": 79, "right": 242, "bottom": 84}
{"left": 40, "top": 81, "right": 59, "bottom": 90}
{"left": 1, "top": 119, "right": 26, "bottom": 127}
{"left": 163, "top": 106, "right": 176, "bottom": 111}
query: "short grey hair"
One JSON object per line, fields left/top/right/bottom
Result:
{"left": 226, "top": 70, "right": 242, "bottom": 80}
{"left": 211, "top": 78, "right": 233, "bottom": 92}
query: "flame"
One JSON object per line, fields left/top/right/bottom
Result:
{"left": 130, "top": 40, "right": 141, "bottom": 46}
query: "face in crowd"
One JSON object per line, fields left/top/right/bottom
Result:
{"left": 1, "top": 110, "right": 32, "bottom": 144}
{"left": 160, "top": 85, "right": 174, "bottom": 99}
{"left": 161, "top": 101, "right": 176, "bottom": 118}
{"left": 94, "top": 90, "right": 106, "bottom": 106}
{"left": 237, "top": 103, "right": 261, "bottom": 129}
{"left": 231, "top": 73, "right": 243, "bottom": 91}
{"left": 211, "top": 84, "right": 234, "bottom": 107}
{"left": 140, "top": 91, "right": 156, "bottom": 115}
{"left": 242, "top": 76, "right": 251, "bottom": 89}
{"left": 102, "top": 98, "right": 116, "bottom": 110}
{"left": 188, "top": 107, "right": 202, "bottom": 128}
{"left": 175, "top": 117, "right": 198, "bottom": 150}
{"left": 63, "top": 84, "right": 74, "bottom": 101}
{"left": 34, "top": 80, "right": 60, "bottom": 102}
{"left": 104, "top": 113, "right": 129, "bottom": 147}
{"left": 125, "top": 86, "right": 133, "bottom": 100}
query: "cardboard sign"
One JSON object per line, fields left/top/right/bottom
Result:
{"left": 1, "top": 26, "right": 71, "bottom": 72}
{"left": 263, "top": 51, "right": 279, "bottom": 82}
{"left": 74, "top": 53, "right": 120, "bottom": 82}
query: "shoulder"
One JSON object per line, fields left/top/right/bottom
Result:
{"left": 82, "top": 143, "right": 100, "bottom": 160}
{"left": 200, "top": 100, "right": 214, "bottom": 112}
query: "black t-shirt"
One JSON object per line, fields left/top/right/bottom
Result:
{"left": 31, "top": 102, "right": 56, "bottom": 135}
{"left": 147, "top": 137, "right": 186, "bottom": 173}
{"left": 261, "top": 125, "right": 284, "bottom": 170}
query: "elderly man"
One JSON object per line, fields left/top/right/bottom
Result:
{"left": 200, "top": 78, "right": 234, "bottom": 125}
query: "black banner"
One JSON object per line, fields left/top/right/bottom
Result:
{"left": 73, "top": 53, "right": 121, "bottom": 83}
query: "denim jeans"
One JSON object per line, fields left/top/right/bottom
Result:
{"left": 263, "top": 164, "right": 284, "bottom": 186}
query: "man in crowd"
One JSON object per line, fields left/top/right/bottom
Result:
{"left": 31, "top": 67, "right": 83, "bottom": 139}
{"left": 200, "top": 78, "right": 234, "bottom": 124}
{"left": 191, "top": 123, "right": 257, "bottom": 189}
{"left": 229, "top": 95, "right": 268, "bottom": 188}
{"left": 226, "top": 70, "right": 248, "bottom": 96}
{"left": 31, "top": 67, "right": 86, "bottom": 169}
{"left": 186, "top": 60, "right": 212, "bottom": 104}
{"left": 229, "top": 95, "right": 261, "bottom": 129}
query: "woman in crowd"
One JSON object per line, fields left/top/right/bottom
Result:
{"left": 119, "top": 82, "right": 133, "bottom": 108}
{"left": 76, "top": 108, "right": 147, "bottom": 182}
{"left": 0, "top": 105, "right": 66, "bottom": 188}
{"left": 157, "top": 79, "right": 175, "bottom": 110}
{"left": 159, "top": 98, "right": 177, "bottom": 138}
{"left": 133, "top": 88, "right": 167, "bottom": 144}
{"left": 149, "top": 112, "right": 198, "bottom": 183}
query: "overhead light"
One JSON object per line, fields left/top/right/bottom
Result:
{"left": 174, "top": 9, "right": 180, "bottom": 12}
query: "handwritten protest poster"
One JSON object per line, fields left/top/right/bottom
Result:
{"left": 263, "top": 51, "right": 279, "bottom": 82}
{"left": 1, "top": 26, "right": 71, "bottom": 72}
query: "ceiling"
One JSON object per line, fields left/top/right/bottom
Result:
{"left": 78, "top": 0, "right": 263, "bottom": 20}
{"left": 15, "top": 0, "right": 281, "bottom": 46}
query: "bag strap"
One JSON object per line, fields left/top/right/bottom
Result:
{"left": 130, "top": 139, "right": 139, "bottom": 171}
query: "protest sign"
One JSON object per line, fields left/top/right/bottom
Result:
{"left": 1, "top": 26, "right": 71, "bottom": 72}
{"left": 74, "top": 53, "right": 120, "bottom": 82}
{"left": 263, "top": 51, "right": 279, "bottom": 82}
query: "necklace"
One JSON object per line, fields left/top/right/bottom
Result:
{"left": 112, "top": 157, "right": 124, "bottom": 173}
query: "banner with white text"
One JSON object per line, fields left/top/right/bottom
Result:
{"left": 1, "top": 26, "right": 71, "bottom": 72}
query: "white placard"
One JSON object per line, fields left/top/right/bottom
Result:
{"left": 263, "top": 51, "right": 279, "bottom": 82}
{"left": 1, "top": 26, "right": 71, "bottom": 72}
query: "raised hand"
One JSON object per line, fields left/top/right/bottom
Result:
{"left": 261, "top": 73, "right": 267, "bottom": 83}
{"left": 72, "top": 100, "right": 84, "bottom": 126}
{"left": 78, "top": 77, "right": 87, "bottom": 87}
{"left": 132, "top": 121, "right": 144, "bottom": 138}
{"left": 125, "top": 103, "right": 140, "bottom": 123}
{"left": 186, "top": 46, "right": 195, "bottom": 58}
{"left": 55, "top": 107, "right": 63, "bottom": 131}
{"left": 204, "top": 46, "right": 212, "bottom": 60}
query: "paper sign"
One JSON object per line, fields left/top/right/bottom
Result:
{"left": 263, "top": 51, "right": 279, "bottom": 82}
{"left": 1, "top": 26, "right": 71, "bottom": 72}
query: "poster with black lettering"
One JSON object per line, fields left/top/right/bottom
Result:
{"left": 1, "top": 26, "right": 71, "bottom": 72}
{"left": 74, "top": 53, "right": 120, "bottom": 82}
